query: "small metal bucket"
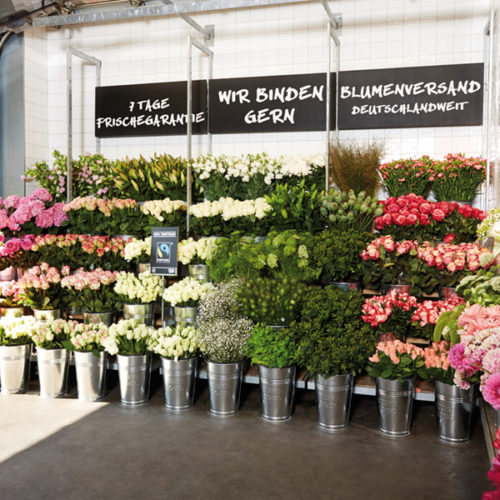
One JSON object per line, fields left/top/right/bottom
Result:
{"left": 161, "top": 356, "right": 197, "bottom": 411}
{"left": 174, "top": 306, "right": 198, "bottom": 327}
{"left": 376, "top": 377, "right": 415, "bottom": 438}
{"left": 440, "top": 287, "right": 459, "bottom": 300}
{"left": 189, "top": 264, "right": 210, "bottom": 282}
{"left": 123, "top": 303, "right": 155, "bottom": 326}
{"left": 33, "top": 309, "right": 63, "bottom": 322}
{"left": 117, "top": 354, "right": 152, "bottom": 407}
{"left": 315, "top": 373, "right": 353, "bottom": 431}
{"left": 326, "top": 282, "right": 359, "bottom": 292}
{"left": 0, "top": 344, "right": 31, "bottom": 394}
{"left": 258, "top": 365, "right": 296, "bottom": 422}
{"left": 0, "top": 267, "right": 16, "bottom": 281}
{"left": 137, "top": 263, "right": 151, "bottom": 274}
{"left": 83, "top": 311, "right": 114, "bottom": 326}
{"left": 434, "top": 381, "right": 476, "bottom": 443}
{"left": 36, "top": 347, "right": 69, "bottom": 398}
{"left": 74, "top": 351, "right": 107, "bottom": 401}
{"left": 206, "top": 360, "right": 243, "bottom": 417}
{"left": 0, "top": 306, "right": 25, "bottom": 319}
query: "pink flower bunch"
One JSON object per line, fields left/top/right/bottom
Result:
{"left": 368, "top": 339, "right": 425, "bottom": 365}
{"left": 438, "top": 153, "right": 486, "bottom": 174}
{"left": 30, "top": 234, "right": 80, "bottom": 251}
{"left": 411, "top": 297, "right": 465, "bottom": 328}
{"left": 362, "top": 290, "right": 418, "bottom": 328}
{"left": 374, "top": 193, "right": 487, "bottom": 231}
{"left": 417, "top": 242, "right": 491, "bottom": 273}
{"left": 61, "top": 268, "right": 118, "bottom": 291}
{"left": 378, "top": 158, "right": 431, "bottom": 182}
{"left": 360, "top": 235, "right": 418, "bottom": 261}
{"left": 0, "top": 235, "right": 35, "bottom": 257}
{"left": 483, "top": 427, "right": 500, "bottom": 500}
{"left": 18, "top": 263, "right": 70, "bottom": 289}
{"left": 458, "top": 304, "right": 500, "bottom": 336}
{"left": 422, "top": 341, "right": 451, "bottom": 371}
{"left": 0, "top": 280, "right": 22, "bottom": 306}
{"left": 80, "top": 236, "right": 126, "bottom": 257}
{"left": 63, "top": 197, "right": 137, "bottom": 216}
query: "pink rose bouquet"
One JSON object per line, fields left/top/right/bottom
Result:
{"left": 367, "top": 339, "right": 425, "bottom": 382}
{"left": 374, "top": 193, "right": 487, "bottom": 243}
{"left": 61, "top": 268, "right": 120, "bottom": 313}
{"left": 361, "top": 289, "right": 418, "bottom": 340}
{"left": 64, "top": 322, "right": 110, "bottom": 353}
{"left": 417, "top": 341, "right": 455, "bottom": 384}
{"left": 18, "top": 263, "right": 70, "bottom": 310}
{"left": 0, "top": 280, "right": 23, "bottom": 307}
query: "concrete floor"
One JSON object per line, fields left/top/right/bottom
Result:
{"left": 0, "top": 369, "right": 491, "bottom": 500}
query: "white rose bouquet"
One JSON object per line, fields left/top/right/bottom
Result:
{"left": 189, "top": 197, "right": 271, "bottom": 237}
{"left": 0, "top": 315, "right": 36, "bottom": 346}
{"left": 124, "top": 237, "right": 152, "bottom": 264}
{"left": 153, "top": 325, "right": 200, "bottom": 360}
{"left": 114, "top": 271, "right": 163, "bottom": 304}
{"left": 178, "top": 237, "right": 220, "bottom": 265}
{"left": 163, "top": 277, "right": 215, "bottom": 307}
{"left": 102, "top": 318, "right": 158, "bottom": 356}
{"left": 140, "top": 198, "right": 187, "bottom": 236}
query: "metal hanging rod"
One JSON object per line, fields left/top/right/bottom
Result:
{"left": 160, "top": 0, "right": 213, "bottom": 41}
{"left": 33, "top": 0, "right": 312, "bottom": 27}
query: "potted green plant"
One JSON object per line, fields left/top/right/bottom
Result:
{"left": 367, "top": 339, "right": 425, "bottom": 437}
{"left": 31, "top": 319, "right": 74, "bottom": 398}
{"left": 244, "top": 324, "right": 297, "bottom": 422}
{"left": 103, "top": 319, "right": 158, "bottom": 407}
{"left": 64, "top": 322, "right": 110, "bottom": 401}
{"left": 114, "top": 271, "right": 163, "bottom": 325}
{"left": 291, "top": 286, "right": 377, "bottom": 431}
{"left": 0, "top": 315, "right": 36, "bottom": 394}
{"left": 154, "top": 324, "right": 201, "bottom": 411}
{"left": 198, "top": 280, "right": 253, "bottom": 417}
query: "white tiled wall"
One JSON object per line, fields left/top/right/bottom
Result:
{"left": 23, "top": 0, "right": 490, "bottom": 169}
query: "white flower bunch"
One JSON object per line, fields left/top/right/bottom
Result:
{"left": 69, "top": 323, "right": 109, "bottom": 352}
{"left": 153, "top": 325, "right": 200, "bottom": 360}
{"left": 279, "top": 153, "right": 326, "bottom": 177}
{"left": 189, "top": 197, "right": 271, "bottom": 220}
{"left": 478, "top": 208, "right": 500, "bottom": 240}
{"left": 192, "top": 154, "right": 229, "bottom": 180}
{"left": 114, "top": 271, "right": 163, "bottom": 304}
{"left": 140, "top": 198, "right": 186, "bottom": 221}
{"left": 0, "top": 315, "right": 36, "bottom": 341}
{"left": 178, "top": 237, "right": 220, "bottom": 265}
{"left": 124, "top": 237, "right": 152, "bottom": 262}
{"left": 103, "top": 318, "right": 158, "bottom": 356}
{"left": 163, "top": 277, "right": 215, "bottom": 307}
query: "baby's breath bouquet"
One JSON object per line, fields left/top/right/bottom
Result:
{"left": 114, "top": 271, "right": 163, "bottom": 304}
{"left": 163, "top": 277, "right": 215, "bottom": 307}
{"left": 102, "top": 319, "right": 158, "bottom": 356}
{"left": 31, "top": 319, "right": 75, "bottom": 349}
{"left": 198, "top": 280, "right": 253, "bottom": 363}
{"left": 178, "top": 237, "right": 220, "bottom": 265}
{"left": 123, "top": 237, "right": 151, "bottom": 264}
{"left": 0, "top": 315, "right": 36, "bottom": 346}
{"left": 153, "top": 325, "right": 200, "bottom": 360}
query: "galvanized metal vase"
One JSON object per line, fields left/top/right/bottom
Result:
{"left": 123, "top": 303, "right": 155, "bottom": 326}
{"left": 0, "top": 306, "right": 25, "bottom": 319}
{"left": 0, "top": 267, "right": 16, "bottom": 281}
{"left": 325, "top": 282, "right": 359, "bottom": 292}
{"left": 375, "top": 377, "right": 415, "bottom": 438}
{"left": 117, "top": 354, "right": 152, "bottom": 407}
{"left": 174, "top": 306, "right": 198, "bottom": 327}
{"left": 206, "top": 359, "right": 243, "bottom": 417}
{"left": 434, "top": 381, "right": 476, "bottom": 443}
{"left": 189, "top": 264, "right": 210, "bottom": 282}
{"left": 161, "top": 356, "right": 197, "bottom": 411}
{"left": 83, "top": 311, "right": 114, "bottom": 326}
{"left": 440, "top": 286, "right": 459, "bottom": 300}
{"left": 495, "top": 408, "right": 500, "bottom": 430}
{"left": 315, "top": 373, "right": 353, "bottom": 431}
{"left": 258, "top": 365, "right": 296, "bottom": 422}
{"left": 0, "top": 344, "right": 31, "bottom": 394}
{"left": 36, "top": 347, "right": 69, "bottom": 398}
{"left": 74, "top": 351, "right": 107, "bottom": 401}
{"left": 137, "top": 263, "right": 151, "bottom": 274}
{"left": 33, "top": 309, "right": 63, "bottom": 323}
{"left": 385, "top": 284, "right": 411, "bottom": 294}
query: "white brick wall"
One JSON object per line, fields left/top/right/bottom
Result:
{"left": 23, "top": 0, "right": 490, "bottom": 168}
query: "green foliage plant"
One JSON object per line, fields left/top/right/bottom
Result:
{"left": 291, "top": 286, "right": 377, "bottom": 377}
{"left": 244, "top": 324, "right": 297, "bottom": 368}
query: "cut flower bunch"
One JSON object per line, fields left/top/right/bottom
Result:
{"left": 0, "top": 315, "right": 36, "bottom": 346}
{"left": 163, "top": 277, "right": 215, "bottom": 307}
{"left": 114, "top": 271, "right": 163, "bottom": 305}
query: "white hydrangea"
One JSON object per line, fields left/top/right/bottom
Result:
{"left": 114, "top": 271, "right": 163, "bottom": 304}
{"left": 153, "top": 325, "right": 200, "bottom": 360}
{"left": 124, "top": 237, "right": 152, "bottom": 262}
{"left": 163, "top": 277, "right": 215, "bottom": 306}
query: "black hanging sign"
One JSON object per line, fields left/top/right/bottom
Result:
{"left": 209, "top": 73, "right": 335, "bottom": 133}
{"left": 150, "top": 227, "right": 178, "bottom": 276}
{"left": 338, "top": 63, "right": 484, "bottom": 129}
{"left": 95, "top": 81, "right": 207, "bottom": 138}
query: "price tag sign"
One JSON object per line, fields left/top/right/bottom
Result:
{"left": 150, "top": 227, "right": 178, "bottom": 276}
